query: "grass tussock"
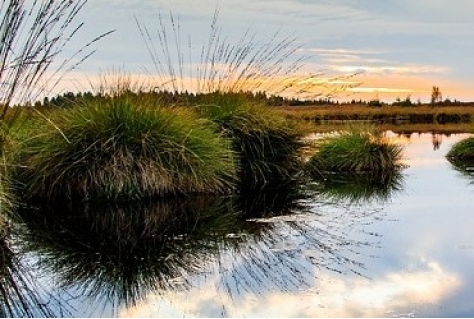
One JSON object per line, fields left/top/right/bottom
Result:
{"left": 0, "top": 168, "right": 9, "bottom": 234}
{"left": 0, "top": 125, "right": 16, "bottom": 235}
{"left": 14, "top": 95, "right": 236, "bottom": 202}
{"left": 196, "top": 93, "right": 306, "bottom": 188}
{"left": 0, "top": 0, "right": 109, "bottom": 119}
{"left": 446, "top": 137, "right": 474, "bottom": 169}
{"left": 133, "top": 10, "right": 352, "bottom": 190}
{"left": 307, "top": 125, "right": 405, "bottom": 178}
{"left": 0, "top": 172, "right": 13, "bottom": 235}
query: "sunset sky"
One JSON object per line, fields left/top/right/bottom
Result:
{"left": 64, "top": 0, "right": 474, "bottom": 102}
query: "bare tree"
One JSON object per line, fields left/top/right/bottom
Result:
{"left": 431, "top": 86, "right": 442, "bottom": 105}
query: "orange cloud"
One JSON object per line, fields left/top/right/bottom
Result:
{"left": 41, "top": 63, "right": 474, "bottom": 105}
{"left": 336, "top": 73, "right": 474, "bottom": 102}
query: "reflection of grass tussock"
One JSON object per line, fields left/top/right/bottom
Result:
{"left": 446, "top": 136, "right": 474, "bottom": 170}
{"left": 307, "top": 126, "right": 405, "bottom": 178}
{"left": 14, "top": 183, "right": 383, "bottom": 312}
{"left": 312, "top": 172, "right": 405, "bottom": 204}
{"left": 15, "top": 182, "right": 313, "bottom": 313}
{"left": 14, "top": 95, "right": 236, "bottom": 202}
{"left": 15, "top": 196, "right": 246, "bottom": 310}
{"left": 238, "top": 182, "right": 311, "bottom": 219}
{"left": 197, "top": 93, "right": 306, "bottom": 188}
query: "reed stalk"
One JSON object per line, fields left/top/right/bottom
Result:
{"left": 0, "top": 0, "right": 110, "bottom": 229}
{"left": 137, "top": 9, "right": 354, "bottom": 103}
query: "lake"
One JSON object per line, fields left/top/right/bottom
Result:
{"left": 3, "top": 132, "right": 474, "bottom": 317}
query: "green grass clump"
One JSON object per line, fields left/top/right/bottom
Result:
{"left": 14, "top": 96, "right": 236, "bottom": 202}
{"left": 307, "top": 126, "right": 404, "bottom": 178}
{"left": 196, "top": 93, "right": 306, "bottom": 189}
{"left": 446, "top": 137, "right": 474, "bottom": 169}
{"left": 0, "top": 162, "right": 8, "bottom": 234}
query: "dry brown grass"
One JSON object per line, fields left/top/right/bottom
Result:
{"left": 276, "top": 104, "right": 474, "bottom": 122}
{"left": 276, "top": 104, "right": 474, "bottom": 134}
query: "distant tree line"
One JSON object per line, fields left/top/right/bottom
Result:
{"left": 27, "top": 90, "right": 340, "bottom": 108}
{"left": 24, "top": 88, "right": 472, "bottom": 109}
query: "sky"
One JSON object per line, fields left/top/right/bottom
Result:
{"left": 58, "top": 0, "right": 474, "bottom": 102}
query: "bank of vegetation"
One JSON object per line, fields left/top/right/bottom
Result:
{"left": 6, "top": 89, "right": 413, "bottom": 204}
{"left": 277, "top": 104, "right": 474, "bottom": 126}
{"left": 11, "top": 90, "right": 310, "bottom": 202}
{"left": 32, "top": 89, "right": 474, "bottom": 132}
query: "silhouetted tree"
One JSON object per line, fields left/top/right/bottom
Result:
{"left": 431, "top": 86, "right": 442, "bottom": 105}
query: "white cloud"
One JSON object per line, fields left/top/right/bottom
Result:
{"left": 333, "top": 65, "right": 448, "bottom": 75}
{"left": 301, "top": 48, "right": 385, "bottom": 56}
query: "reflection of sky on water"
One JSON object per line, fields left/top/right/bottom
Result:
{"left": 372, "top": 133, "right": 474, "bottom": 317}
{"left": 120, "top": 133, "right": 474, "bottom": 318}
{"left": 123, "top": 261, "right": 460, "bottom": 318}
{"left": 7, "top": 133, "right": 474, "bottom": 317}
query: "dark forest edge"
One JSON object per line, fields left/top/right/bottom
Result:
{"left": 19, "top": 89, "right": 474, "bottom": 128}
{"left": 24, "top": 89, "right": 474, "bottom": 109}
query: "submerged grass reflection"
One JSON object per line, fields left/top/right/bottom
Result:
{"left": 237, "top": 181, "right": 310, "bottom": 219}
{"left": 15, "top": 196, "right": 246, "bottom": 313}
{"left": 13, "top": 182, "right": 387, "bottom": 315}
{"left": 311, "top": 172, "right": 405, "bottom": 205}
{"left": 215, "top": 199, "right": 386, "bottom": 299}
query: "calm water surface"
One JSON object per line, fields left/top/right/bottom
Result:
{"left": 4, "top": 132, "right": 474, "bottom": 317}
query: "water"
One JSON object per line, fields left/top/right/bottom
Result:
{"left": 2, "top": 132, "right": 474, "bottom": 317}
